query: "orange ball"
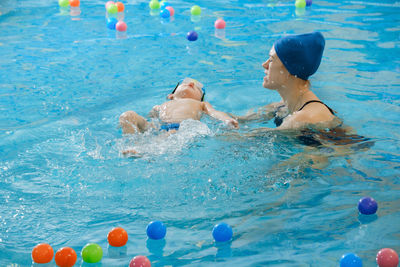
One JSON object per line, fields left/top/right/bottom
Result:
{"left": 69, "top": 0, "right": 80, "bottom": 7}
{"left": 115, "top": 2, "right": 125, "bottom": 12}
{"left": 107, "top": 227, "right": 128, "bottom": 247}
{"left": 55, "top": 247, "right": 77, "bottom": 267}
{"left": 32, "top": 243, "right": 54, "bottom": 264}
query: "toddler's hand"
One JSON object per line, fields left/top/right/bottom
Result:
{"left": 226, "top": 118, "right": 239, "bottom": 129}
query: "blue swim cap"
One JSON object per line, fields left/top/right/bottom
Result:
{"left": 274, "top": 31, "right": 325, "bottom": 81}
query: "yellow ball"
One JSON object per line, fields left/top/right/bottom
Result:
{"left": 295, "top": 0, "right": 306, "bottom": 8}
{"left": 58, "top": 0, "right": 69, "bottom": 7}
{"left": 191, "top": 5, "right": 201, "bottom": 16}
{"left": 149, "top": 0, "right": 160, "bottom": 9}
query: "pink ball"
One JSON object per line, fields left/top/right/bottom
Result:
{"left": 377, "top": 248, "right": 399, "bottom": 267}
{"left": 214, "top": 19, "right": 226, "bottom": 29}
{"left": 129, "top": 255, "right": 151, "bottom": 267}
{"left": 165, "top": 6, "right": 174, "bottom": 16}
{"left": 105, "top": 1, "right": 114, "bottom": 9}
{"left": 115, "top": 21, "right": 127, "bottom": 32}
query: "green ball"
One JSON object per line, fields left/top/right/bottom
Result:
{"left": 191, "top": 5, "right": 201, "bottom": 16}
{"left": 107, "top": 4, "right": 118, "bottom": 14}
{"left": 295, "top": 0, "right": 306, "bottom": 8}
{"left": 58, "top": 0, "right": 69, "bottom": 7}
{"left": 81, "top": 243, "right": 103, "bottom": 263}
{"left": 149, "top": 0, "right": 160, "bottom": 9}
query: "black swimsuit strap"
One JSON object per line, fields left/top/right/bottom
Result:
{"left": 298, "top": 100, "right": 335, "bottom": 115}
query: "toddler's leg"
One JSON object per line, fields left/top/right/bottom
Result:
{"left": 119, "top": 111, "right": 150, "bottom": 134}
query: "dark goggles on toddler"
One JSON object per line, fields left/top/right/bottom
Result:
{"left": 171, "top": 78, "right": 205, "bottom": 101}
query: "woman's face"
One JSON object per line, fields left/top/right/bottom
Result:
{"left": 262, "top": 46, "right": 290, "bottom": 89}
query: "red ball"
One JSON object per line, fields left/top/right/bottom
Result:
{"left": 55, "top": 247, "right": 77, "bottom": 267}
{"left": 69, "top": 0, "right": 80, "bottom": 7}
{"left": 32, "top": 243, "right": 54, "bottom": 264}
{"left": 115, "top": 2, "right": 125, "bottom": 12}
{"left": 107, "top": 227, "right": 128, "bottom": 247}
{"left": 116, "top": 21, "right": 127, "bottom": 32}
{"left": 377, "top": 248, "right": 399, "bottom": 267}
{"left": 165, "top": 6, "right": 175, "bottom": 16}
{"left": 129, "top": 255, "right": 151, "bottom": 267}
{"left": 214, "top": 19, "right": 226, "bottom": 29}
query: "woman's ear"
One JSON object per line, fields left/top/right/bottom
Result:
{"left": 167, "top": 94, "right": 174, "bottom": 100}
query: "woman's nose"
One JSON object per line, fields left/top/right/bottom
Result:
{"left": 262, "top": 60, "right": 269, "bottom": 69}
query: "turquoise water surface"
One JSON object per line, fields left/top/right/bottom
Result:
{"left": 1, "top": 0, "right": 399, "bottom": 266}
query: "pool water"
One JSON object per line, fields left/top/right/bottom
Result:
{"left": 1, "top": 0, "right": 399, "bottom": 266}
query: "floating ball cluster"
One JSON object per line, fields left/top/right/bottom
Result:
{"left": 58, "top": 0, "right": 80, "bottom": 7}
{"left": 105, "top": 1, "right": 127, "bottom": 32}
{"left": 339, "top": 197, "right": 399, "bottom": 266}
{"left": 32, "top": 221, "right": 234, "bottom": 265}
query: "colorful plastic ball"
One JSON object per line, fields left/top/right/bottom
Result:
{"left": 295, "top": 0, "right": 306, "bottom": 8}
{"left": 107, "top": 227, "right": 128, "bottom": 247}
{"left": 340, "top": 253, "right": 363, "bottom": 267}
{"left": 377, "top": 248, "right": 399, "bottom": 267}
{"left": 146, "top": 221, "right": 166, "bottom": 240}
{"left": 55, "top": 247, "right": 77, "bottom": 267}
{"left": 69, "top": 0, "right": 80, "bottom": 7}
{"left": 116, "top": 21, "right": 127, "bottom": 31}
{"left": 107, "top": 17, "right": 118, "bottom": 30}
{"left": 115, "top": 2, "right": 125, "bottom": 12}
{"left": 149, "top": 0, "right": 160, "bottom": 9}
{"left": 306, "top": 0, "right": 312, "bottom": 6}
{"left": 105, "top": 1, "right": 114, "bottom": 8}
{"left": 107, "top": 3, "right": 118, "bottom": 14}
{"left": 129, "top": 255, "right": 151, "bottom": 267}
{"left": 212, "top": 223, "right": 233, "bottom": 242}
{"left": 32, "top": 243, "right": 54, "bottom": 264}
{"left": 214, "top": 19, "right": 226, "bottom": 29}
{"left": 165, "top": 6, "right": 174, "bottom": 16}
{"left": 160, "top": 8, "right": 170, "bottom": 18}
{"left": 186, "top": 31, "right": 198, "bottom": 41}
{"left": 59, "top": 0, "right": 69, "bottom": 7}
{"left": 160, "top": 1, "right": 170, "bottom": 9}
{"left": 81, "top": 243, "right": 103, "bottom": 263}
{"left": 358, "top": 196, "right": 378, "bottom": 215}
{"left": 191, "top": 5, "right": 201, "bottom": 16}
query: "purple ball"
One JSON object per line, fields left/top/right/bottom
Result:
{"left": 187, "top": 31, "right": 198, "bottom": 41}
{"left": 358, "top": 196, "right": 378, "bottom": 215}
{"left": 306, "top": 0, "right": 312, "bottom": 6}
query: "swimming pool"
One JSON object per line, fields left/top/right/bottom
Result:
{"left": 1, "top": 0, "right": 399, "bottom": 266}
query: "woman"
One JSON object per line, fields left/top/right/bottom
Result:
{"left": 238, "top": 31, "right": 339, "bottom": 130}
{"left": 235, "top": 32, "right": 373, "bottom": 169}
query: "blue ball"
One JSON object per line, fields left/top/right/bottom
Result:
{"left": 160, "top": 1, "right": 170, "bottom": 9}
{"left": 146, "top": 221, "right": 166, "bottom": 240}
{"left": 187, "top": 31, "right": 198, "bottom": 41}
{"left": 212, "top": 223, "right": 233, "bottom": 242}
{"left": 358, "top": 196, "right": 378, "bottom": 215}
{"left": 306, "top": 0, "right": 312, "bottom": 6}
{"left": 340, "top": 253, "right": 363, "bottom": 267}
{"left": 160, "top": 8, "right": 170, "bottom": 18}
{"left": 107, "top": 17, "right": 118, "bottom": 30}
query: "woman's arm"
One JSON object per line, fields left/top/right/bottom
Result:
{"left": 233, "top": 101, "right": 284, "bottom": 123}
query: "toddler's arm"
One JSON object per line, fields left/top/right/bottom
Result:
{"left": 203, "top": 102, "right": 239, "bottom": 129}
